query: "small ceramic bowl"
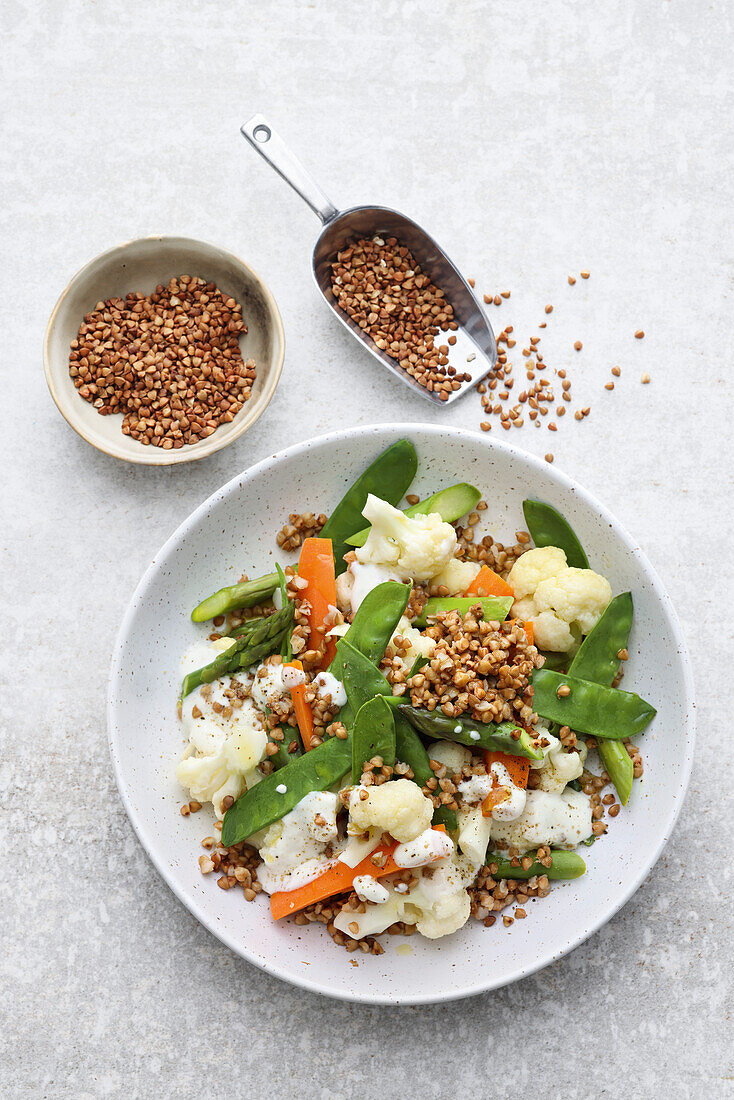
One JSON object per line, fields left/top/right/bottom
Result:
{"left": 44, "top": 236, "right": 285, "bottom": 465}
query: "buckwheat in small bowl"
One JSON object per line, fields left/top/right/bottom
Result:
{"left": 44, "top": 236, "right": 285, "bottom": 465}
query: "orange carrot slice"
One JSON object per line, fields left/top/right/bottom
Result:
{"left": 270, "top": 826, "right": 447, "bottom": 920}
{"left": 297, "top": 537, "right": 337, "bottom": 667}
{"left": 284, "top": 659, "right": 316, "bottom": 751}
{"left": 484, "top": 749, "right": 530, "bottom": 790}
{"left": 464, "top": 565, "right": 514, "bottom": 599}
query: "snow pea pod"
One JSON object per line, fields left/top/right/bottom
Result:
{"left": 488, "top": 849, "right": 586, "bottom": 880}
{"left": 568, "top": 592, "right": 635, "bottom": 804}
{"left": 530, "top": 668, "right": 656, "bottom": 739}
{"left": 269, "top": 721, "right": 304, "bottom": 770}
{"left": 221, "top": 735, "right": 352, "bottom": 845}
{"left": 337, "top": 581, "right": 411, "bottom": 665}
{"left": 346, "top": 482, "right": 481, "bottom": 548}
{"left": 320, "top": 439, "right": 418, "bottom": 575}
{"left": 331, "top": 638, "right": 393, "bottom": 729}
{"left": 522, "top": 499, "right": 589, "bottom": 569}
{"left": 396, "top": 705, "right": 544, "bottom": 761}
{"left": 351, "top": 696, "right": 396, "bottom": 784}
{"left": 191, "top": 571, "right": 279, "bottom": 623}
{"left": 412, "top": 595, "right": 513, "bottom": 628}
{"left": 180, "top": 602, "right": 295, "bottom": 698}
{"left": 394, "top": 712, "right": 457, "bottom": 831}
{"left": 539, "top": 651, "right": 570, "bottom": 672}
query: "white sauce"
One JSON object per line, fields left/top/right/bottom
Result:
{"left": 312, "top": 670, "right": 348, "bottom": 708}
{"left": 281, "top": 665, "right": 307, "bottom": 690}
{"left": 353, "top": 875, "right": 390, "bottom": 905}
{"left": 394, "top": 828, "right": 455, "bottom": 868}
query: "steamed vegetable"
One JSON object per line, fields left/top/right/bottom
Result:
{"left": 221, "top": 735, "right": 351, "bottom": 845}
{"left": 295, "top": 538, "right": 337, "bottom": 666}
{"left": 337, "top": 581, "right": 410, "bottom": 665}
{"left": 464, "top": 565, "right": 514, "bottom": 598}
{"left": 346, "top": 482, "right": 481, "bottom": 547}
{"left": 396, "top": 706, "right": 544, "bottom": 760}
{"left": 411, "top": 595, "right": 513, "bottom": 628}
{"left": 331, "top": 638, "right": 393, "bottom": 729}
{"left": 487, "top": 849, "right": 586, "bottom": 880}
{"left": 320, "top": 439, "right": 418, "bottom": 574}
{"left": 351, "top": 695, "right": 396, "bottom": 784}
{"left": 180, "top": 601, "right": 295, "bottom": 699}
{"left": 284, "top": 659, "right": 316, "bottom": 751}
{"left": 394, "top": 712, "right": 457, "bottom": 832}
{"left": 191, "top": 571, "right": 280, "bottom": 623}
{"left": 530, "top": 668, "right": 656, "bottom": 739}
{"left": 567, "top": 592, "right": 636, "bottom": 804}
{"left": 522, "top": 499, "right": 590, "bottom": 569}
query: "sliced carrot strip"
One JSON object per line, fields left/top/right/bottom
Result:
{"left": 297, "top": 537, "right": 337, "bottom": 668}
{"left": 284, "top": 659, "right": 316, "bottom": 751}
{"left": 270, "top": 826, "right": 447, "bottom": 920}
{"left": 464, "top": 565, "right": 514, "bottom": 599}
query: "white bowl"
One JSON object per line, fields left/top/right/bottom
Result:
{"left": 108, "top": 425, "right": 694, "bottom": 1004}
{"left": 44, "top": 236, "right": 285, "bottom": 465}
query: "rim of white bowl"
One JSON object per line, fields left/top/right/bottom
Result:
{"left": 43, "top": 234, "right": 285, "bottom": 466}
{"left": 107, "top": 423, "right": 696, "bottom": 1004}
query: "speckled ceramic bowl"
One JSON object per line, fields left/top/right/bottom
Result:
{"left": 44, "top": 236, "right": 285, "bottom": 465}
{"left": 107, "top": 425, "right": 694, "bottom": 1004}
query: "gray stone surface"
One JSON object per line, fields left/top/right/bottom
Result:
{"left": 2, "top": 0, "right": 732, "bottom": 1096}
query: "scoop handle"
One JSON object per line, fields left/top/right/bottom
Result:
{"left": 241, "top": 115, "right": 339, "bottom": 225}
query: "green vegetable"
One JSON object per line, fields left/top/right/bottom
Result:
{"left": 337, "top": 581, "right": 410, "bottom": 664}
{"left": 331, "top": 638, "right": 393, "bottom": 729}
{"left": 192, "top": 571, "right": 280, "bottom": 623}
{"left": 530, "top": 668, "right": 656, "bottom": 739}
{"left": 275, "top": 564, "right": 293, "bottom": 661}
{"left": 319, "top": 439, "right": 418, "bottom": 575}
{"left": 221, "top": 736, "right": 351, "bottom": 845}
{"left": 346, "top": 482, "right": 481, "bottom": 548}
{"left": 411, "top": 595, "right": 513, "bottom": 628}
{"left": 395, "top": 712, "right": 457, "bottom": 831}
{"left": 487, "top": 849, "right": 586, "bottom": 880}
{"left": 522, "top": 499, "right": 589, "bottom": 569}
{"left": 568, "top": 592, "right": 635, "bottom": 804}
{"left": 396, "top": 705, "right": 544, "bottom": 761}
{"left": 270, "top": 723, "right": 304, "bottom": 770}
{"left": 407, "top": 655, "right": 429, "bottom": 677}
{"left": 539, "top": 650, "right": 570, "bottom": 672}
{"left": 180, "top": 602, "right": 295, "bottom": 699}
{"left": 351, "top": 696, "right": 396, "bottom": 784}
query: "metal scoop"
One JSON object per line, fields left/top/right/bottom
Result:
{"left": 241, "top": 115, "right": 497, "bottom": 405}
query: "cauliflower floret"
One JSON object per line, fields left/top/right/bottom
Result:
{"left": 509, "top": 546, "right": 569, "bottom": 598}
{"left": 176, "top": 648, "right": 267, "bottom": 817}
{"left": 426, "top": 740, "right": 473, "bottom": 773}
{"left": 256, "top": 792, "right": 340, "bottom": 893}
{"left": 536, "top": 746, "right": 584, "bottom": 793}
{"left": 348, "top": 778, "right": 433, "bottom": 842}
{"left": 508, "top": 545, "right": 612, "bottom": 651}
{"left": 532, "top": 610, "right": 576, "bottom": 652}
{"left": 414, "top": 888, "right": 471, "bottom": 939}
{"left": 355, "top": 495, "right": 457, "bottom": 582}
{"left": 390, "top": 615, "right": 436, "bottom": 672}
{"left": 429, "top": 558, "right": 481, "bottom": 595}
{"left": 490, "top": 789, "right": 593, "bottom": 854}
{"left": 407, "top": 852, "right": 477, "bottom": 939}
{"left": 534, "top": 568, "right": 613, "bottom": 635}
{"left": 333, "top": 853, "right": 476, "bottom": 941}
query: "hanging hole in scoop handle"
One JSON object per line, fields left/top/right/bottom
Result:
{"left": 241, "top": 114, "right": 339, "bottom": 225}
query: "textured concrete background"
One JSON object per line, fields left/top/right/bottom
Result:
{"left": 2, "top": 0, "right": 732, "bottom": 1096}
